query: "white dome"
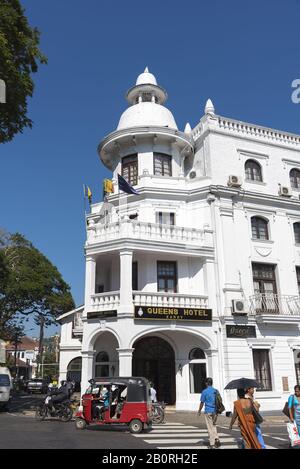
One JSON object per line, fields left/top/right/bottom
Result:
{"left": 117, "top": 102, "right": 178, "bottom": 130}
{"left": 136, "top": 67, "right": 157, "bottom": 86}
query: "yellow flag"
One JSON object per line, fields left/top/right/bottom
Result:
{"left": 103, "top": 179, "right": 114, "bottom": 194}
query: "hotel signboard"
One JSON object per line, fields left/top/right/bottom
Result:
{"left": 87, "top": 310, "right": 117, "bottom": 319}
{"left": 226, "top": 325, "right": 256, "bottom": 338}
{"left": 134, "top": 306, "right": 212, "bottom": 321}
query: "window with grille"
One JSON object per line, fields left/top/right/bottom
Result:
{"left": 294, "top": 223, "right": 300, "bottom": 244}
{"left": 157, "top": 261, "right": 177, "bottom": 293}
{"left": 251, "top": 217, "right": 269, "bottom": 240}
{"left": 122, "top": 154, "right": 138, "bottom": 186}
{"left": 253, "top": 349, "right": 272, "bottom": 391}
{"left": 154, "top": 153, "right": 172, "bottom": 176}
{"left": 245, "top": 159, "right": 262, "bottom": 182}
{"left": 290, "top": 168, "right": 300, "bottom": 188}
{"left": 156, "top": 212, "right": 175, "bottom": 225}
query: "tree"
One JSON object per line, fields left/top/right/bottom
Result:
{"left": 0, "top": 0, "right": 47, "bottom": 143}
{"left": 0, "top": 232, "right": 75, "bottom": 366}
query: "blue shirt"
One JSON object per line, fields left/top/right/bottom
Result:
{"left": 200, "top": 386, "right": 216, "bottom": 413}
{"left": 288, "top": 395, "right": 300, "bottom": 425}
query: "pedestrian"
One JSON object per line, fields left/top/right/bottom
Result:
{"left": 65, "top": 378, "right": 73, "bottom": 398}
{"left": 288, "top": 385, "right": 300, "bottom": 436}
{"left": 150, "top": 382, "right": 157, "bottom": 403}
{"left": 245, "top": 387, "right": 266, "bottom": 449}
{"left": 198, "top": 377, "right": 221, "bottom": 449}
{"left": 229, "top": 388, "right": 262, "bottom": 449}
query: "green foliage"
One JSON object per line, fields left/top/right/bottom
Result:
{"left": 0, "top": 0, "right": 47, "bottom": 143}
{"left": 0, "top": 230, "right": 75, "bottom": 340}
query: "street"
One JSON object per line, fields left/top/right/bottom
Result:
{"left": 0, "top": 394, "right": 296, "bottom": 450}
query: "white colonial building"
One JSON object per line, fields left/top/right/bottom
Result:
{"left": 58, "top": 68, "right": 300, "bottom": 411}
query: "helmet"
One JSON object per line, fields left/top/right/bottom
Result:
{"left": 60, "top": 380, "right": 66, "bottom": 386}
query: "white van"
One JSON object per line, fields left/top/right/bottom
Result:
{"left": 0, "top": 366, "right": 12, "bottom": 410}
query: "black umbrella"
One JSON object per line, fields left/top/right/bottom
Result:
{"left": 224, "top": 377, "right": 260, "bottom": 390}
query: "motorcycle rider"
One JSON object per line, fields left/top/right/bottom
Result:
{"left": 47, "top": 380, "right": 69, "bottom": 413}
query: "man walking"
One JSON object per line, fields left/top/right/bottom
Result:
{"left": 198, "top": 377, "right": 221, "bottom": 449}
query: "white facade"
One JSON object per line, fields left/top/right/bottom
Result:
{"left": 58, "top": 68, "right": 300, "bottom": 411}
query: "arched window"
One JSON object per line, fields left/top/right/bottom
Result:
{"left": 189, "top": 348, "right": 206, "bottom": 360}
{"left": 245, "top": 160, "right": 262, "bottom": 182}
{"left": 290, "top": 169, "right": 300, "bottom": 189}
{"left": 95, "top": 351, "right": 110, "bottom": 377}
{"left": 294, "top": 223, "right": 300, "bottom": 244}
{"left": 122, "top": 154, "right": 138, "bottom": 186}
{"left": 251, "top": 216, "right": 269, "bottom": 240}
{"left": 189, "top": 348, "right": 207, "bottom": 394}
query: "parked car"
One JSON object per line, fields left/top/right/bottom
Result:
{"left": 26, "top": 378, "right": 49, "bottom": 394}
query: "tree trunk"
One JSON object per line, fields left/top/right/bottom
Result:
{"left": 37, "top": 316, "right": 45, "bottom": 377}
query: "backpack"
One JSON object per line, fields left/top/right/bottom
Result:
{"left": 215, "top": 390, "right": 225, "bottom": 414}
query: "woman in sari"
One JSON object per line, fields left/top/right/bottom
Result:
{"left": 245, "top": 387, "right": 266, "bottom": 449}
{"left": 229, "top": 388, "right": 262, "bottom": 449}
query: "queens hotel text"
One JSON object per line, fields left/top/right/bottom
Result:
{"left": 58, "top": 69, "right": 300, "bottom": 411}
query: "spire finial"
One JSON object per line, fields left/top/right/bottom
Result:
{"left": 184, "top": 122, "right": 192, "bottom": 134}
{"left": 144, "top": 66, "right": 149, "bottom": 73}
{"left": 205, "top": 98, "right": 215, "bottom": 115}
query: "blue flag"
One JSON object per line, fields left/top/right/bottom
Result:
{"left": 117, "top": 174, "right": 140, "bottom": 195}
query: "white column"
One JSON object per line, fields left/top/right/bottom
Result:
{"left": 206, "top": 349, "right": 220, "bottom": 390}
{"left": 204, "top": 258, "right": 218, "bottom": 316}
{"left": 119, "top": 249, "right": 133, "bottom": 315}
{"left": 80, "top": 350, "right": 95, "bottom": 394}
{"left": 117, "top": 348, "right": 134, "bottom": 376}
{"left": 84, "top": 256, "right": 96, "bottom": 308}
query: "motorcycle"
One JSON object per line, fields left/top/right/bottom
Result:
{"left": 35, "top": 393, "right": 74, "bottom": 422}
{"left": 152, "top": 401, "right": 166, "bottom": 424}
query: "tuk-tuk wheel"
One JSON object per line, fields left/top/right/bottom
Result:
{"left": 129, "top": 419, "right": 143, "bottom": 434}
{"left": 75, "top": 418, "right": 87, "bottom": 430}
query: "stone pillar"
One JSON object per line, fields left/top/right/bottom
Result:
{"left": 80, "top": 350, "right": 95, "bottom": 394}
{"left": 119, "top": 249, "right": 133, "bottom": 315}
{"left": 117, "top": 348, "right": 135, "bottom": 376}
{"left": 84, "top": 256, "right": 96, "bottom": 309}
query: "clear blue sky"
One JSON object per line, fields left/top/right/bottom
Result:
{"left": 1, "top": 0, "right": 300, "bottom": 336}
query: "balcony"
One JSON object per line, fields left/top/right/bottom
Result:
{"left": 133, "top": 291, "right": 208, "bottom": 309}
{"left": 249, "top": 294, "right": 300, "bottom": 324}
{"left": 87, "top": 220, "right": 213, "bottom": 254}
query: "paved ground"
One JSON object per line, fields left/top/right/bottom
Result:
{"left": 0, "top": 393, "right": 298, "bottom": 450}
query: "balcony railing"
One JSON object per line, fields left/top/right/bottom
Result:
{"left": 133, "top": 291, "right": 209, "bottom": 309}
{"left": 87, "top": 220, "right": 212, "bottom": 247}
{"left": 90, "top": 291, "right": 120, "bottom": 311}
{"left": 249, "top": 294, "right": 300, "bottom": 316}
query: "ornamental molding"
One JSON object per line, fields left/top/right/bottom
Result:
{"left": 237, "top": 148, "right": 269, "bottom": 163}
{"left": 247, "top": 339, "right": 276, "bottom": 349}
{"left": 287, "top": 339, "right": 300, "bottom": 350}
{"left": 282, "top": 158, "right": 300, "bottom": 170}
{"left": 254, "top": 246, "right": 272, "bottom": 257}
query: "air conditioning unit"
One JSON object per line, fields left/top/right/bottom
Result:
{"left": 279, "top": 186, "right": 292, "bottom": 197}
{"left": 228, "top": 175, "right": 242, "bottom": 188}
{"left": 232, "top": 299, "right": 248, "bottom": 315}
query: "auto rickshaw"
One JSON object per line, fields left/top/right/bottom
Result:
{"left": 74, "top": 377, "right": 153, "bottom": 434}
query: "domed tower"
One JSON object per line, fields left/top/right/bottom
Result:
{"left": 98, "top": 68, "right": 193, "bottom": 188}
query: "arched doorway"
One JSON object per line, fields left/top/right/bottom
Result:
{"left": 132, "top": 336, "right": 176, "bottom": 404}
{"left": 67, "top": 357, "right": 82, "bottom": 391}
